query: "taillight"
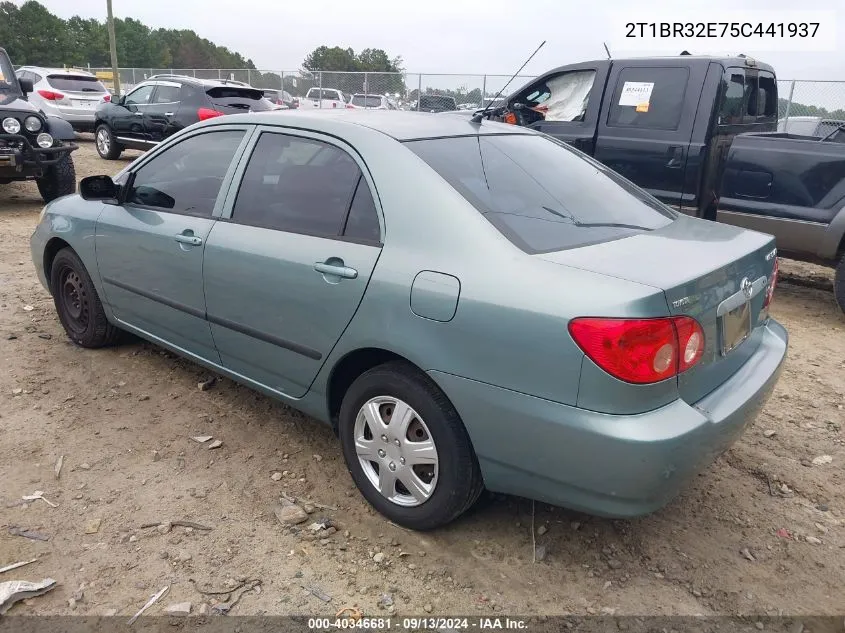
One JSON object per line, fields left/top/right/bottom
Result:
{"left": 197, "top": 107, "right": 223, "bottom": 121}
{"left": 763, "top": 257, "right": 779, "bottom": 309}
{"left": 102, "top": 94, "right": 111, "bottom": 102}
{"left": 346, "top": 104, "right": 355, "bottom": 109}
{"left": 568, "top": 316, "right": 705, "bottom": 384}
{"left": 332, "top": 102, "right": 337, "bottom": 108}
{"left": 37, "top": 90, "right": 64, "bottom": 101}
{"left": 503, "top": 111, "right": 517, "bottom": 125}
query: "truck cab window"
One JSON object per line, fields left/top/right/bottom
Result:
{"left": 606, "top": 67, "right": 689, "bottom": 130}
{"left": 516, "top": 70, "right": 596, "bottom": 122}
{"left": 719, "top": 69, "right": 745, "bottom": 125}
{"left": 757, "top": 72, "right": 777, "bottom": 120}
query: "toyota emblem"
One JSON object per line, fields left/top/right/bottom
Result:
{"left": 740, "top": 277, "right": 752, "bottom": 299}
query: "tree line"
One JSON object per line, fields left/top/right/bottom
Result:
{"left": 0, "top": 0, "right": 256, "bottom": 69}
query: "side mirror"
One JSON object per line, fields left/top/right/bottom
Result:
{"left": 80, "top": 175, "right": 119, "bottom": 202}
{"left": 19, "top": 78, "right": 33, "bottom": 94}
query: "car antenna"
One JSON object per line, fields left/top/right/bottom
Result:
{"left": 603, "top": 42, "right": 612, "bottom": 59}
{"left": 471, "top": 40, "right": 546, "bottom": 124}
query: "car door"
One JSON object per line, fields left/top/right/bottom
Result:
{"left": 593, "top": 63, "right": 706, "bottom": 210}
{"left": 95, "top": 125, "right": 253, "bottom": 362}
{"left": 143, "top": 81, "right": 182, "bottom": 142}
{"left": 112, "top": 83, "right": 156, "bottom": 141}
{"left": 513, "top": 62, "right": 610, "bottom": 155}
{"left": 203, "top": 128, "right": 384, "bottom": 398}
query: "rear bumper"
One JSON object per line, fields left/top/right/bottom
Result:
{"left": 429, "top": 319, "right": 788, "bottom": 518}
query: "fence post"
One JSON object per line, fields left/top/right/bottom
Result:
{"left": 783, "top": 80, "right": 796, "bottom": 125}
{"left": 218, "top": 68, "right": 222, "bottom": 80}
{"left": 247, "top": 69, "right": 251, "bottom": 86}
{"left": 364, "top": 72, "right": 368, "bottom": 95}
{"left": 318, "top": 71, "right": 323, "bottom": 108}
{"left": 417, "top": 74, "right": 422, "bottom": 110}
{"left": 193, "top": 69, "right": 196, "bottom": 77}
{"left": 132, "top": 68, "right": 136, "bottom": 85}
{"left": 281, "top": 70, "right": 284, "bottom": 90}
{"left": 482, "top": 75, "right": 487, "bottom": 102}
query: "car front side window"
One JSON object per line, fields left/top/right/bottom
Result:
{"left": 231, "top": 132, "right": 363, "bottom": 238}
{"left": 125, "top": 84, "right": 155, "bottom": 106}
{"left": 125, "top": 130, "right": 245, "bottom": 217}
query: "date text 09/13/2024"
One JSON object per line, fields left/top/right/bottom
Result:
{"left": 307, "top": 617, "right": 529, "bottom": 630}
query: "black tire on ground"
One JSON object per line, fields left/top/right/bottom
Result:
{"left": 834, "top": 255, "right": 845, "bottom": 314}
{"left": 95, "top": 124, "right": 122, "bottom": 160}
{"left": 36, "top": 152, "right": 76, "bottom": 203}
{"left": 338, "top": 360, "right": 484, "bottom": 530}
{"left": 49, "top": 248, "right": 122, "bottom": 348}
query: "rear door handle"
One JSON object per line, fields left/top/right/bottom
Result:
{"left": 314, "top": 261, "right": 358, "bottom": 279}
{"left": 667, "top": 145, "right": 684, "bottom": 168}
{"left": 174, "top": 233, "right": 202, "bottom": 246}
{"left": 133, "top": 112, "right": 143, "bottom": 116}
{"left": 164, "top": 112, "right": 175, "bottom": 116}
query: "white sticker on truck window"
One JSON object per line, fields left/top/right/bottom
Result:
{"left": 618, "top": 81, "right": 654, "bottom": 106}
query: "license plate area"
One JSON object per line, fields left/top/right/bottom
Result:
{"left": 720, "top": 301, "right": 752, "bottom": 355}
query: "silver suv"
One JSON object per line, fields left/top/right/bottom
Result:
{"left": 15, "top": 66, "right": 110, "bottom": 133}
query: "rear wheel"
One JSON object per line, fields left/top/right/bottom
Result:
{"left": 338, "top": 361, "right": 483, "bottom": 530}
{"left": 95, "top": 124, "right": 122, "bottom": 160}
{"left": 50, "top": 248, "right": 121, "bottom": 348}
{"left": 834, "top": 255, "right": 845, "bottom": 314}
{"left": 36, "top": 152, "right": 76, "bottom": 202}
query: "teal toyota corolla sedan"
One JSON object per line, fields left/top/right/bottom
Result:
{"left": 31, "top": 110, "right": 787, "bottom": 530}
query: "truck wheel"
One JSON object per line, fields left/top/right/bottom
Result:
{"left": 95, "top": 124, "right": 122, "bottom": 160}
{"left": 834, "top": 256, "right": 845, "bottom": 314}
{"left": 36, "top": 152, "right": 76, "bottom": 203}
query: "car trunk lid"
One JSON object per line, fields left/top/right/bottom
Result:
{"left": 539, "top": 215, "right": 777, "bottom": 404}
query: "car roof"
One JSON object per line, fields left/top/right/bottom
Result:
{"left": 18, "top": 65, "right": 97, "bottom": 77}
{"left": 204, "top": 109, "right": 533, "bottom": 141}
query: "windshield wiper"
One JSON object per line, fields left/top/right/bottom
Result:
{"left": 541, "top": 206, "right": 650, "bottom": 231}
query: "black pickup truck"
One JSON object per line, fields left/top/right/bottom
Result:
{"left": 484, "top": 54, "right": 777, "bottom": 219}
{"left": 716, "top": 126, "right": 845, "bottom": 310}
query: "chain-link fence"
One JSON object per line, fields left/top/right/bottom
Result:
{"left": 777, "top": 79, "right": 845, "bottom": 136}
{"left": 64, "top": 68, "right": 845, "bottom": 121}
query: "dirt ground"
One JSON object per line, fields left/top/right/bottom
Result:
{"left": 0, "top": 138, "right": 843, "bottom": 620}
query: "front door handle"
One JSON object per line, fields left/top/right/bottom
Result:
{"left": 164, "top": 112, "right": 175, "bottom": 116}
{"left": 133, "top": 111, "right": 143, "bottom": 116}
{"left": 174, "top": 233, "right": 202, "bottom": 246}
{"left": 314, "top": 261, "right": 358, "bottom": 279}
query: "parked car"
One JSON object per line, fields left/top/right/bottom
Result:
{"left": 777, "top": 115, "right": 845, "bottom": 138}
{"left": 348, "top": 94, "right": 397, "bottom": 110}
{"left": 481, "top": 55, "right": 777, "bottom": 219}
{"left": 31, "top": 110, "right": 786, "bottom": 529}
{"left": 300, "top": 87, "right": 347, "bottom": 109}
{"left": 0, "top": 47, "right": 78, "bottom": 201}
{"left": 263, "top": 89, "right": 299, "bottom": 109}
{"left": 716, "top": 125, "right": 845, "bottom": 310}
{"left": 416, "top": 94, "right": 458, "bottom": 113}
{"left": 15, "top": 66, "right": 110, "bottom": 133}
{"left": 93, "top": 75, "right": 272, "bottom": 159}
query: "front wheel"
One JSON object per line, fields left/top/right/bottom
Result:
{"left": 36, "top": 152, "right": 76, "bottom": 202}
{"left": 50, "top": 248, "right": 121, "bottom": 348}
{"left": 338, "top": 361, "right": 483, "bottom": 530}
{"left": 95, "top": 124, "right": 122, "bottom": 160}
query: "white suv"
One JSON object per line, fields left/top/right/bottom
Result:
{"left": 15, "top": 66, "right": 110, "bottom": 132}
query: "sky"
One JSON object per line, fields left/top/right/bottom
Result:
{"left": 18, "top": 0, "right": 845, "bottom": 83}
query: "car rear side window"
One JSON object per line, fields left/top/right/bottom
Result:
{"left": 232, "top": 133, "right": 363, "bottom": 238}
{"left": 405, "top": 134, "right": 676, "bottom": 254}
{"left": 607, "top": 67, "right": 689, "bottom": 130}
{"left": 343, "top": 176, "right": 381, "bottom": 242}
{"left": 46, "top": 74, "right": 107, "bottom": 93}
{"left": 126, "top": 130, "right": 245, "bottom": 217}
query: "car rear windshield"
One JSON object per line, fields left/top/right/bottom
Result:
{"left": 419, "top": 96, "right": 456, "bottom": 110}
{"left": 404, "top": 134, "right": 677, "bottom": 254}
{"left": 206, "top": 86, "right": 272, "bottom": 110}
{"left": 352, "top": 95, "right": 382, "bottom": 107}
{"left": 47, "top": 74, "right": 107, "bottom": 93}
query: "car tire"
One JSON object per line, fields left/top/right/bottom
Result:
{"left": 50, "top": 248, "right": 122, "bottom": 348}
{"left": 338, "top": 361, "right": 484, "bottom": 530}
{"left": 36, "top": 152, "right": 76, "bottom": 203}
{"left": 834, "top": 255, "right": 845, "bottom": 314}
{"left": 95, "top": 124, "right": 122, "bottom": 160}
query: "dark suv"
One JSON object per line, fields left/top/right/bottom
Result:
{"left": 0, "top": 47, "right": 77, "bottom": 202}
{"left": 93, "top": 75, "right": 273, "bottom": 159}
